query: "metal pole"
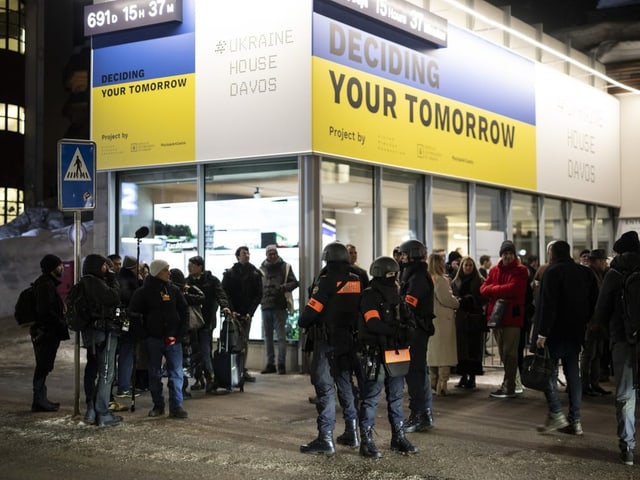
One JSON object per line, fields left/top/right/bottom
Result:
{"left": 73, "top": 211, "right": 81, "bottom": 416}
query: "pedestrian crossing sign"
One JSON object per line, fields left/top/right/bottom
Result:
{"left": 58, "top": 139, "right": 96, "bottom": 211}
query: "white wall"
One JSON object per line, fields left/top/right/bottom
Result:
{"left": 619, "top": 94, "right": 640, "bottom": 219}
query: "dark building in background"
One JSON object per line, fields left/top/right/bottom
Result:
{"left": 0, "top": 0, "right": 90, "bottom": 226}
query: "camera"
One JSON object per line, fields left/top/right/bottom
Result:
{"left": 114, "top": 307, "right": 130, "bottom": 332}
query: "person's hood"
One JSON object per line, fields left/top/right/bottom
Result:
{"left": 82, "top": 254, "right": 106, "bottom": 277}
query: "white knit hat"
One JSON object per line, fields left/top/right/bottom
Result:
{"left": 149, "top": 259, "right": 170, "bottom": 277}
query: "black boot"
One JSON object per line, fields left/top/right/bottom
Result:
{"left": 404, "top": 409, "right": 434, "bottom": 433}
{"left": 455, "top": 375, "right": 468, "bottom": 388}
{"left": 336, "top": 419, "right": 359, "bottom": 448}
{"left": 300, "top": 432, "right": 335, "bottom": 455}
{"left": 359, "top": 426, "right": 383, "bottom": 458}
{"left": 466, "top": 375, "right": 476, "bottom": 389}
{"left": 390, "top": 423, "right": 418, "bottom": 454}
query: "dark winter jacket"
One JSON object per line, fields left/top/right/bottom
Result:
{"left": 117, "top": 267, "right": 140, "bottom": 308}
{"left": 129, "top": 275, "right": 189, "bottom": 340}
{"left": 222, "top": 262, "right": 263, "bottom": 317}
{"left": 33, "top": 273, "right": 69, "bottom": 341}
{"left": 187, "top": 270, "right": 229, "bottom": 329}
{"left": 533, "top": 257, "right": 598, "bottom": 346}
{"left": 480, "top": 258, "right": 529, "bottom": 328}
{"left": 260, "top": 257, "right": 299, "bottom": 310}
{"left": 360, "top": 277, "right": 406, "bottom": 350}
{"left": 593, "top": 251, "right": 640, "bottom": 346}
{"left": 399, "top": 261, "right": 435, "bottom": 334}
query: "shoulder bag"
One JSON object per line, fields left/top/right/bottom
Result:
{"left": 487, "top": 298, "right": 507, "bottom": 328}
{"left": 521, "top": 346, "right": 554, "bottom": 391}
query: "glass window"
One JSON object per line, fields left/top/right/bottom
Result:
{"left": 0, "top": 187, "right": 23, "bottom": 225}
{"left": 572, "top": 202, "right": 593, "bottom": 259}
{"left": 381, "top": 168, "right": 422, "bottom": 257}
{"left": 512, "top": 191, "right": 539, "bottom": 261}
{"left": 117, "top": 165, "right": 198, "bottom": 274}
{"left": 432, "top": 177, "right": 468, "bottom": 257}
{"left": 205, "top": 158, "right": 299, "bottom": 341}
{"left": 475, "top": 185, "right": 506, "bottom": 265}
{"left": 596, "top": 206, "right": 613, "bottom": 254}
{"left": 0, "top": 0, "right": 25, "bottom": 54}
{"left": 321, "top": 159, "right": 374, "bottom": 269}
{"left": 543, "top": 197, "right": 566, "bottom": 261}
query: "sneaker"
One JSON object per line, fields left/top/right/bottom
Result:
{"left": 115, "top": 390, "right": 140, "bottom": 398}
{"left": 489, "top": 389, "right": 516, "bottom": 399}
{"left": 261, "top": 365, "right": 277, "bottom": 374}
{"left": 561, "top": 420, "right": 584, "bottom": 436}
{"left": 148, "top": 406, "right": 165, "bottom": 417}
{"left": 620, "top": 447, "right": 634, "bottom": 466}
{"left": 537, "top": 412, "right": 569, "bottom": 433}
{"left": 515, "top": 386, "right": 524, "bottom": 394}
{"left": 169, "top": 406, "right": 188, "bottom": 419}
{"left": 108, "top": 400, "right": 129, "bottom": 412}
{"left": 96, "top": 414, "right": 122, "bottom": 427}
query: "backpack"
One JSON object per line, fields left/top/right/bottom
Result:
{"left": 14, "top": 284, "right": 37, "bottom": 327}
{"left": 621, "top": 267, "right": 640, "bottom": 344}
{"left": 65, "top": 282, "right": 92, "bottom": 331}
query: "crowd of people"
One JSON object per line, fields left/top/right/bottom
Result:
{"left": 26, "top": 231, "right": 640, "bottom": 466}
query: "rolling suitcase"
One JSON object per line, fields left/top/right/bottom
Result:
{"left": 212, "top": 315, "right": 245, "bottom": 393}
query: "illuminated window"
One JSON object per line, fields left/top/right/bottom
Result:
{"left": 0, "top": 187, "right": 24, "bottom": 226}
{"left": 0, "top": 103, "right": 25, "bottom": 133}
{"left": 0, "top": 0, "right": 25, "bottom": 54}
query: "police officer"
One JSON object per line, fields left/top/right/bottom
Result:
{"left": 299, "top": 242, "right": 362, "bottom": 455}
{"left": 359, "top": 256, "right": 417, "bottom": 458}
{"left": 399, "top": 239, "right": 436, "bottom": 433}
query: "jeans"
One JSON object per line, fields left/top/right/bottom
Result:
{"left": 117, "top": 340, "right": 135, "bottom": 393}
{"left": 262, "top": 308, "right": 288, "bottom": 367}
{"left": 360, "top": 371, "right": 405, "bottom": 429}
{"left": 145, "top": 337, "right": 184, "bottom": 411}
{"left": 494, "top": 326, "right": 521, "bottom": 393}
{"left": 405, "top": 330, "right": 433, "bottom": 413}
{"left": 310, "top": 341, "right": 357, "bottom": 434}
{"left": 197, "top": 328, "right": 213, "bottom": 375}
{"left": 612, "top": 342, "right": 638, "bottom": 451}
{"left": 94, "top": 332, "right": 118, "bottom": 417}
{"left": 544, "top": 340, "right": 582, "bottom": 422}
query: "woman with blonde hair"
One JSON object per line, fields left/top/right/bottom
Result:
{"left": 427, "top": 253, "right": 460, "bottom": 395}
{"left": 451, "top": 256, "right": 486, "bottom": 389}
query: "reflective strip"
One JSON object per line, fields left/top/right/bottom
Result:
{"left": 307, "top": 298, "right": 324, "bottom": 313}
{"left": 363, "top": 309, "right": 380, "bottom": 323}
{"left": 405, "top": 294, "right": 418, "bottom": 307}
{"left": 337, "top": 280, "right": 361, "bottom": 293}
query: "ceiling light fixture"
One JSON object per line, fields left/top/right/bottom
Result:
{"left": 353, "top": 202, "right": 362, "bottom": 214}
{"left": 254, "top": 187, "right": 261, "bottom": 199}
{"left": 441, "top": 0, "right": 640, "bottom": 95}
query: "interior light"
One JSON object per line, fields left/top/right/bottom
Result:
{"left": 254, "top": 187, "right": 261, "bottom": 199}
{"left": 353, "top": 202, "right": 362, "bottom": 214}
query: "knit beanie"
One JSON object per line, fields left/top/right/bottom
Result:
{"left": 613, "top": 231, "right": 640, "bottom": 254}
{"left": 149, "top": 259, "right": 170, "bottom": 277}
{"left": 123, "top": 255, "right": 137, "bottom": 269}
{"left": 40, "top": 254, "right": 62, "bottom": 274}
{"left": 499, "top": 240, "right": 516, "bottom": 256}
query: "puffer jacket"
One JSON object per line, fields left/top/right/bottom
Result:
{"left": 260, "top": 257, "right": 299, "bottom": 310}
{"left": 480, "top": 257, "right": 529, "bottom": 328}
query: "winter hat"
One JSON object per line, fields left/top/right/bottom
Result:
{"left": 170, "top": 268, "right": 186, "bottom": 287}
{"left": 123, "top": 255, "right": 137, "bottom": 269}
{"left": 499, "top": 240, "right": 516, "bottom": 256}
{"left": 82, "top": 254, "right": 107, "bottom": 276}
{"left": 613, "top": 231, "right": 640, "bottom": 254}
{"left": 149, "top": 259, "right": 170, "bottom": 277}
{"left": 40, "top": 254, "right": 62, "bottom": 274}
{"left": 265, "top": 244, "right": 278, "bottom": 254}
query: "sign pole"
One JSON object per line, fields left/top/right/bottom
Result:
{"left": 73, "top": 211, "right": 81, "bottom": 417}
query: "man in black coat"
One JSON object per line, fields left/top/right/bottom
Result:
{"left": 31, "top": 254, "right": 69, "bottom": 412}
{"left": 533, "top": 240, "right": 598, "bottom": 435}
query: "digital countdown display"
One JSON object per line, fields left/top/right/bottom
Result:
{"left": 84, "top": 0, "right": 183, "bottom": 36}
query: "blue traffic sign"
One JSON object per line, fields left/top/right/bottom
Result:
{"left": 58, "top": 139, "right": 96, "bottom": 211}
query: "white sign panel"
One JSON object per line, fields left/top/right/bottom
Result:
{"left": 535, "top": 64, "right": 620, "bottom": 206}
{"left": 195, "top": 0, "right": 312, "bottom": 160}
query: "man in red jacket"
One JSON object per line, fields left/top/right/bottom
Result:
{"left": 480, "top": 240, "right": 529, "bottom": 398}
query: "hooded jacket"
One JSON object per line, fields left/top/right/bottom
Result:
{"left": 480, "top": 257, "right": 529, "bottom": 328}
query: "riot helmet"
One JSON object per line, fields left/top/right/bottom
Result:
{"left": 322, "top": 242, "right": 350, "bottom": 263}
{"left": 399, "top": 239, "right": 427, "bottom": 260}
{"left": 369, "top": 256, "right": 400, "bottom": 278}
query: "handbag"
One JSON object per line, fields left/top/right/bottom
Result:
{"left": 188, "top": 305, "right": 205, "bottom": 330}
{"left": 382, "top": 348, "right": 411, "bottom": 377}
{"left": 487, "top": 299, "right": 507, "bottom": 328}
{"left": 521, "top": 347, "right": 555, "bottom": 391}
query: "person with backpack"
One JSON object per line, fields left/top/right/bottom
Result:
{"left": 79, "top": 254, "right": 122, "bottom": 426}
{"left": 532, "top": 240, "right": 598, "bottom": 435}
{"left": 593, "top": 230, "right": 640, "bottom": 466}
{"left": 30, "top": 254, "right": 69, "bottom": 412}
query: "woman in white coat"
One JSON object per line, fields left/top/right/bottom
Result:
{"left": 427, "top": 253, "right": 460, "bottom": 395}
